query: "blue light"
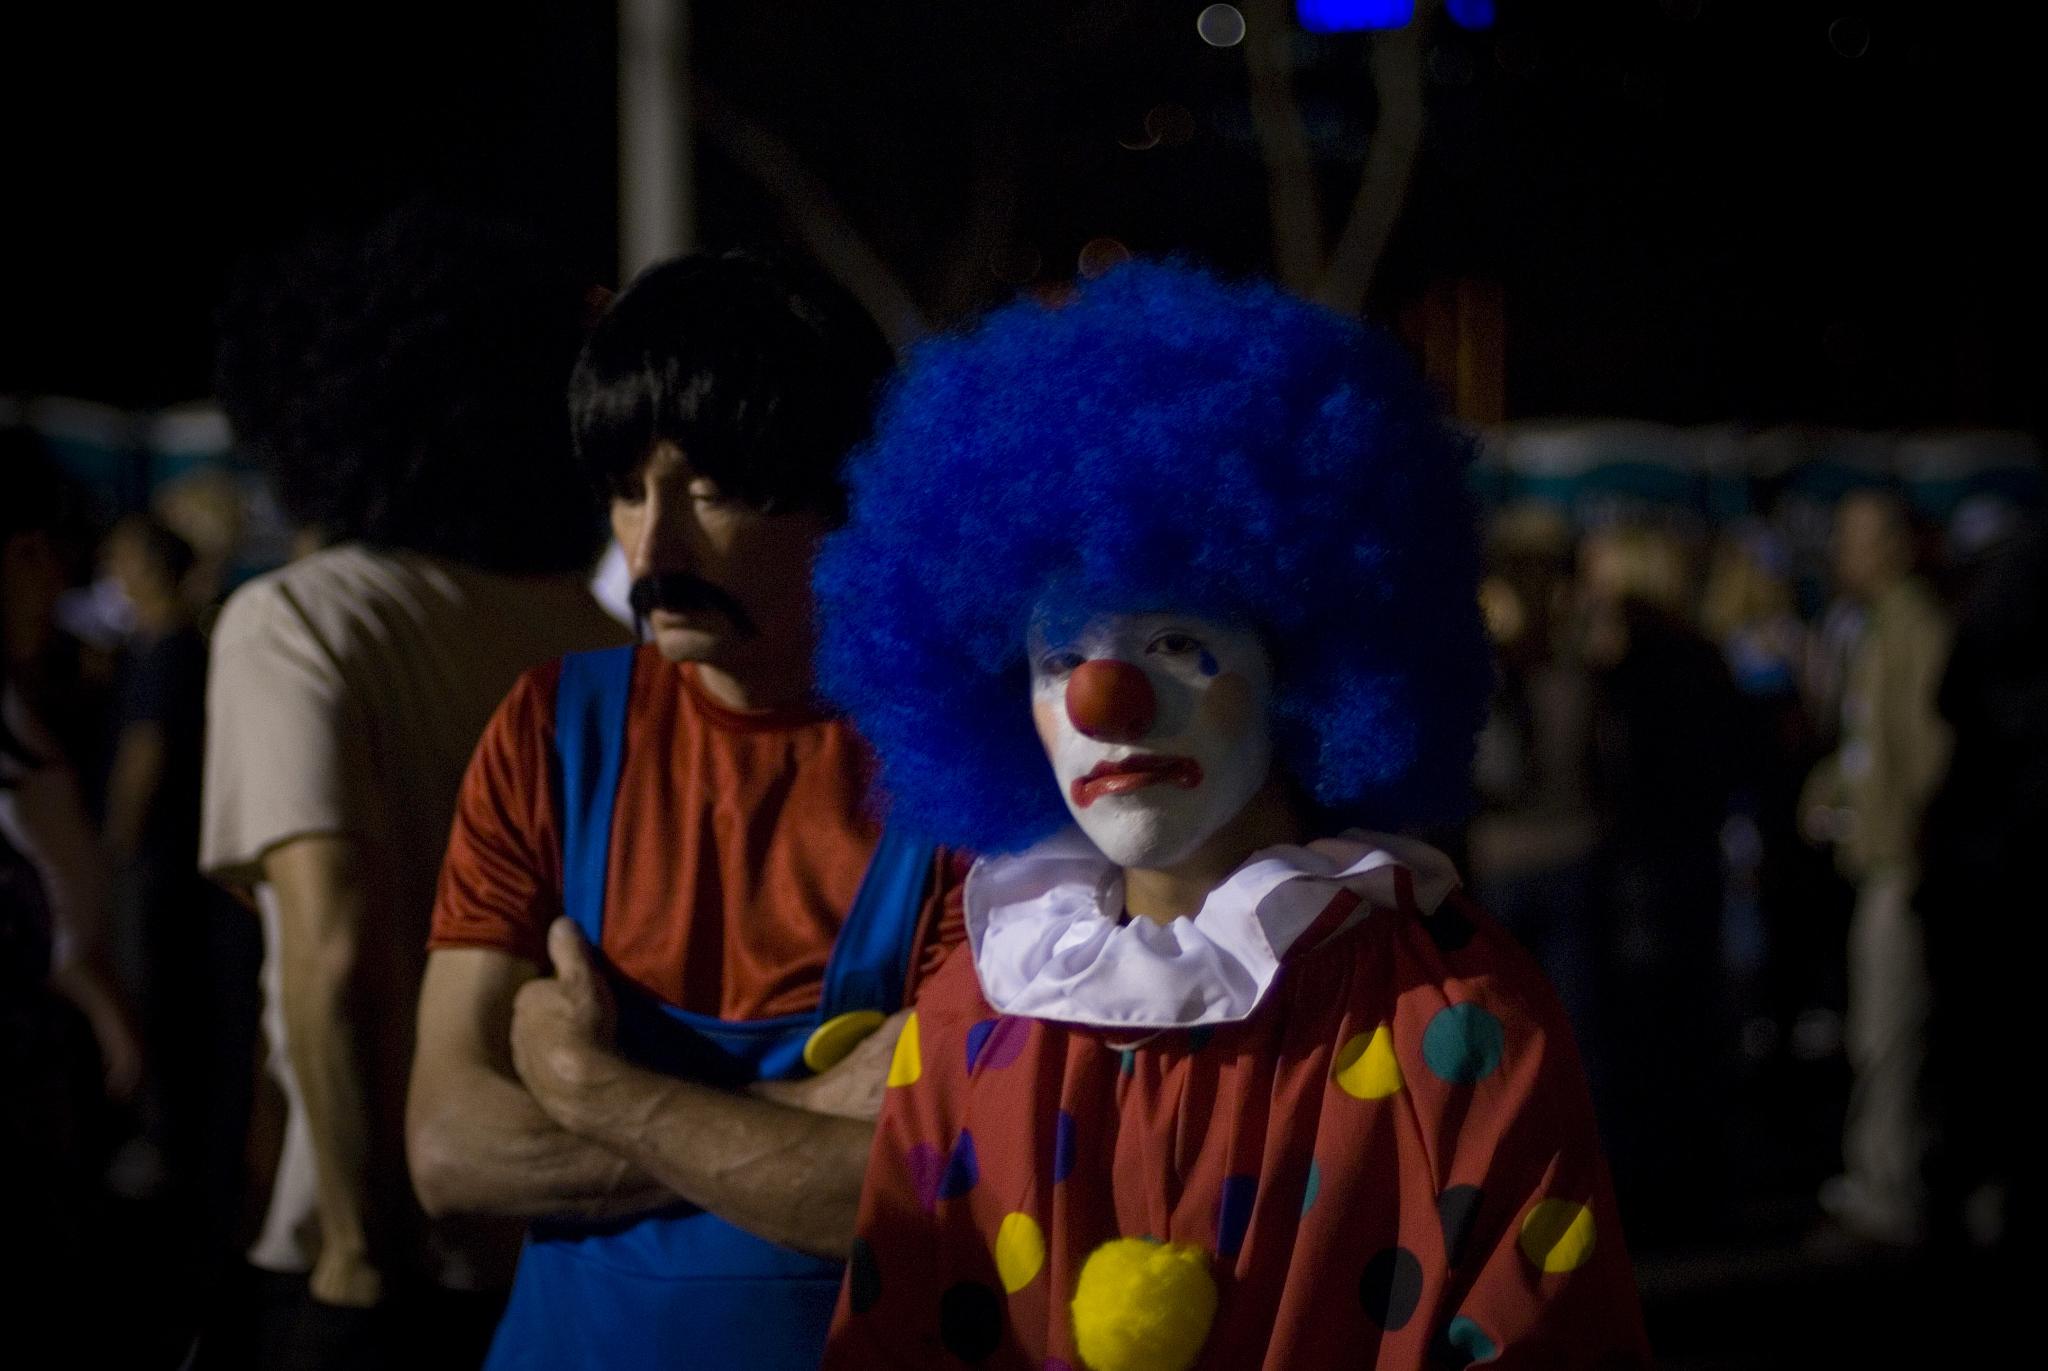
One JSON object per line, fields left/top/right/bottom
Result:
{"left": 1446, "top": 0, "right": 1496, "bottom": 29}
{"left": 1296, "top": 0, "right": 1414, "bottom": 33}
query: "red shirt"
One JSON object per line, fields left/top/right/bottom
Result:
{"left": 430, "top": 647, "right": 964, "bottom": 1020}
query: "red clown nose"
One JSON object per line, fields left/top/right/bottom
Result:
{"left": 1065, "top": 659, "right": 1156, "bottom": 742}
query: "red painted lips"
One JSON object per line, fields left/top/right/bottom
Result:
{"left": 1071, "top": 754, "right": 1205, "bottom": 808}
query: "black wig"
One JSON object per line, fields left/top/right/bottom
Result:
{"left": 567, "top": 251, "right": 894, "bottom": 520}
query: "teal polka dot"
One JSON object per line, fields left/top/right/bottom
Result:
{"left": 1301, "top": 1159, "right": 1322, "bottom": 1216}
{"left": 1422, "top": 1003, "right": 1505, "bottom": 1084}
{"left": 1433, "top": 1314, "right": 1499, "bottom": 1365}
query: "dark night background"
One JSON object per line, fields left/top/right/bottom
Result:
{"left": 7, "top": 1, "right": 2043, "bottom": 433}
{"left": 5, "top": 3, "right": 2040, "bottom": 1366}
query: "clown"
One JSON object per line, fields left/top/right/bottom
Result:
{"left": 814, "top": 263, "right": 1650, "bottom": 1370}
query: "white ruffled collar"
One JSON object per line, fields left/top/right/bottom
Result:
{"left": 964, "top": 826, "right": 1461, "bottom": 1030}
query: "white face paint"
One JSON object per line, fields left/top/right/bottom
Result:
{"left": 1028, "top": 612, "right": 1274, "bottom": 870}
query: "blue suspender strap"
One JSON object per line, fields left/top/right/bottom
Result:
{"left": 551, "top": 646, "right": 636, "bottom": 947}
{"left": 815, "top": 822, "right": 938, "bottom": 1021}
{"left": 496, "top": 646, "right": 883, "bottom": 1371}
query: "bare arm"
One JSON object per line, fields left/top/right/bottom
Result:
{"left": 510, "top": 919, "right": 884, "bottom": 1259}
{"left": 8, "top": 737, "right": 141, "bottom": 1098}
{"left": 406, "top": 943, "right": 676, "bottom": 1224}
{"left": 267, "top": 835, "right": 417, "bottom": 1306}
{"left": 537, "top": 1059, "right": 878, "bottom": 1261}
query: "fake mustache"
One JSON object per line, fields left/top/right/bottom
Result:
{"left": 627, "top": 573, "right": 759, "bottom": 638}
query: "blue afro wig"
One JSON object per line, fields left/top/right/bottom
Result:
{"left": 814, "top": 261, "right": 1491, "bottom": 854}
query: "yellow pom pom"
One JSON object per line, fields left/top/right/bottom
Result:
{"left": 1070, "top": 1238, "right": 1217, "bottom": 1371}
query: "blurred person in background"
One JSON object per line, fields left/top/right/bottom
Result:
{"left": 104, "top": 517, "right": 207, "bottom": 927}
{"left": 2, "top": 430, "right": 145, "bottom": 1331}
{"left": 1701, "top": 525, "right": 1840, "bottom": 1066}
{"left": 1916, "top": 501, "right": 2044, "bottom": 1254}
{"left": 1468, "top": 503, "right": 1602, "bottom": 1041}
{"left": 1702, "top": 522, "right": 1805, "bottom": 701}
{"left": 101, "top": 515, "right": 264, "bottom": 1291}
{"left": 198, "top": 203, "right": 626, "bottom": 1371}
{"left": 1578, "top": 522, "right": 1743, "bottom": 1244}
{"left": 4, "top": 439, "right": 118, "bottom": 805}
{"left": 1801, "top": 488, "right": 1951, "bottom": 1248}
{"left": 153, "top": 467, "right": 250, "bottom": 622}
{"left": 102, "top": 517, "right": 205, "bottom": 852}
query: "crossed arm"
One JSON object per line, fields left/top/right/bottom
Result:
{"left": 407, "top": 919, "right": 898, "bottom": 1259}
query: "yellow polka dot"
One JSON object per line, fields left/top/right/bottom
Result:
{"left": 1333, "top": 1023, "right": 1404, "bottom": 1099}
{"left": 803, "top": 1009, "right": 886, "bottom": 1073}
{"left": 886, "top": 1011, "right": 922, "bottom": 1087}
{"left": 993, "top": 1211, "right": 1046, "bottom": 1293}
{"left": 1518, "top": 1198, "right": 1596, "bottom": 1273}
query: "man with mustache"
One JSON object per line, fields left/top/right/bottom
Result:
{"left": 406, "top": 252, "right": 966, "bottom": 1371}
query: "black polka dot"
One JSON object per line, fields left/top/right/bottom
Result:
{"left": 1437, "top": 1185, "right": 1484, "bottom": 1269}
{"left": 938, "top": 1280, "right": 1004, "bottom": 1363}
{"left": 848, "top": 1237, "right": 882, "bottom": 1314}
{"left": 1358, "top": 1246, "right": 1424, "bottom": 1331}
{"left": 1425, "top": 901, "right": 1475, "bottom": 952}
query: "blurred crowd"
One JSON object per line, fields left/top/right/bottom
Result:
{"left": 1466, "top": 491, "right": 2045, "bottom": 1257}
{"left": 4, "top": 437, "right": 264, "bottom": 1356}
{"left": 2, "top": 204, "right": 2042, "bottom": 1365}
{"left": 3, "top": 205, "right": 622, "bottom": 1368}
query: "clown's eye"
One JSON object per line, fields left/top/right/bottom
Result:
{"left": 1146, "top": 632, "right": 1201, "bottom": 657}
{"left": 1038, "top": 651, "right": 1085, "bottom": 677}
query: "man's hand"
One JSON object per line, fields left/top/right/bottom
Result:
{"left": 494, "top": 920, "right": 886, "bottom": 1258}
{"left": 50, "top": 957, "right": 144, "bottom": 1101}
{"left": 510, "top": 919, "right": 624, "bottom": 1136}
{"left": 409, "top": 945, "right": 680, "bottom": 1225}
{"left": 749, "top": 1009, "right": 909, "bottom": 1122}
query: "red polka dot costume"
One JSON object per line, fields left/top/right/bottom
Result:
{"left": 809, "top": 261, "right": 1652, "bottom": 1369}
{"left": 824, "top": 831, "right": 1651, "bottom": 1369}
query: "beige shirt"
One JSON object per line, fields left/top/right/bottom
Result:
{"left": 200, "top": 542, "right": 627, "bottom": 1280}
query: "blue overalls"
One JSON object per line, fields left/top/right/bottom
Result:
{"left": 484, "top": 646, "right": 933, "bottom": 1370}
